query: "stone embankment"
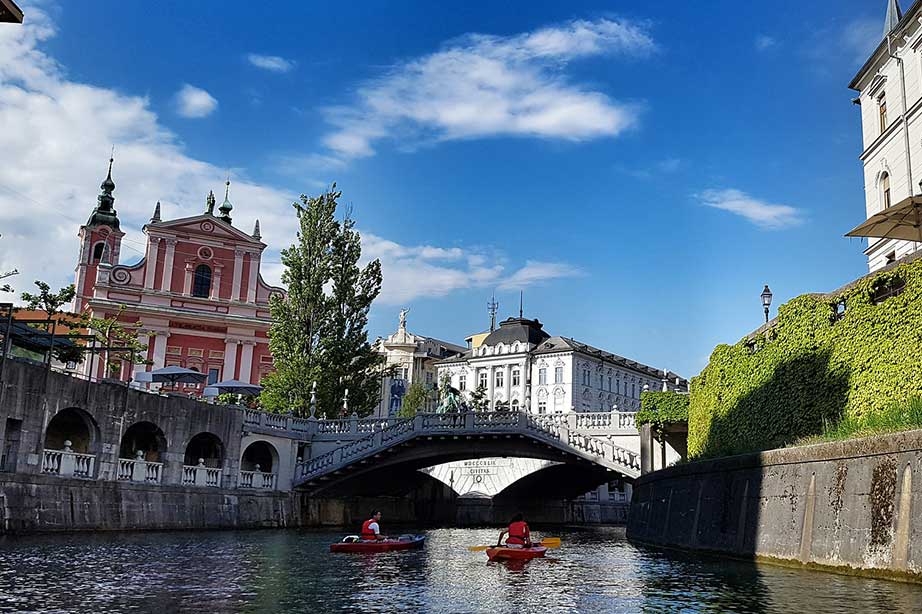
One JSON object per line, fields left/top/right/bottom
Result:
{"left": 628, "top": 430, "right": 922, "bottom": 581}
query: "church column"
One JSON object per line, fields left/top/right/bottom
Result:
{"left": 232, "top": 249, "right": 245, "bottom": 301}
{"left": 143, "top": 236, "right": 160, "bottom": 289}
{"left": 210, "top": 263, "right": 224, "bottom": 300}
{"left": 246, "top": 253, "right": 260, "bottom": 303}
{"left": 161, "top": 239, "right": 177, "bottom": 292}
{"left": 223, "top": 338, "right": 239, "bottom": 381}
{"left": 182, "top": 262, "right": 194, "bottom": 295}
{"left": 238, "top": 340, "right": 255, "bottom": 384}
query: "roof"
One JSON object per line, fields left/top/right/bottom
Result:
{"left": 0, "top": 0, "right": 23, "bottom": 23}
{"left": 481, "top": 317, "right": 550, "bottom": 347}
{"left": 422, "top": 337, "right": 467, "bottom": 357}
{"left": 534, "top": 336, "right": 687, "bottom": 383}
{"left": 849, "top": 0, "right": 921, "bottom": 90}
{"left": 436, "top": 349, "right": 473, "bottom": 364}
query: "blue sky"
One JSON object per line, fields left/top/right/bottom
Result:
{"left": 0, "top": 1, "right": 892, "bottom": 378}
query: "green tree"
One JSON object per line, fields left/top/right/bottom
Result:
{"left": 75, "top": 305, "right": 150, "bottom": 378}
{"left": 319, "top": 205, "right": 384, "bottom": 416}
{"left": 260, "top": 188, "right": 338, "bottom": 415}
{"left": 21, "top": 281, "right": 75, "bottom": 316}
{"left": 469, "top": 384, "right": 489, "bottom": 412}
{"left": 398, "top": 382, "right": 431, "bottom": 418}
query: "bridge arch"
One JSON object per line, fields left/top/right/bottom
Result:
{"left": 44, "top": 407, "right": 100, "bottom": 454}
{"left": 119, "top": 421, "right": 167, "bottom": 462}
{"left": 240, "top": 440, "right": 280, "bottom": 473}
{"left": 183, "top": 432, "right": 224, "bottom": 467}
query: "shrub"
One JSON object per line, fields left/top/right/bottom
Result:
{"left": 637, "top": 391, "right": 689, "bottom": 432}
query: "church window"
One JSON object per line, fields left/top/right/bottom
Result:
{"left": 459, "top": 374, "right": 466, "bottom": 391}
{"left": 495, "top": 370, "right": 504, "bottom": 389}
{"left": 192, "top": 264, "right": 212, "bottom": 298}
{"left": 879, "top": 94, "right": 888, "bottom": 134}
{"left": 512, "top": 369, "right": 520, "bottom": 387}
{"left": 538, "top": 368, "right": 547, "bottom": 385}
{"left": 207, "top": 368, "right": 220, "bottom": 385}
{"left": 91, "top": 241, "right": 109, "bottom": 264}
{"left": 554, "top": 367, "right": 563, "bottom": 384}
{"left": 881, "top": 172, "right": 891, "bottom": 209}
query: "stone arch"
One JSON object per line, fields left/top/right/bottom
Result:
{"left": 184, "top": 432, "right": 224, "bottom": 468}
{"left": 240, "top": 440, "right": 280, "bottom": 473}
{"left": 119, "top": 421, "right": 168, "bottom": 462}
{"left": 44, "top": 407, "right": 100, "bottom": 454}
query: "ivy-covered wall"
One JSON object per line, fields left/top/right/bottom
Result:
{"left": 689, "top": 257, "right": 922, "bottom": 459}
{"left": 637, "top": 391, "right": 689, "bottom": 431}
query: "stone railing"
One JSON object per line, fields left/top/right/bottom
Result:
{"left": 296, "top": 410, "right": 641, "bottom": 485}
{"left": 41, "top": 446, "right": 95, "bottom": 479}
{"left": 116, "top": 457, "right": 164, "bottom": 484}
{"left": 239, "top": 470, "right": 277, "bottom": 490}
{"left": 181, "top": 460, "right": 222, "bottom": 488}
{"left": 242, "top": 409, "right": 313, "bottom": 434}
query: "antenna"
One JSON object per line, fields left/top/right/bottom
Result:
{"left": 488, "top": 293, "right": 499, "bottom": 331}
{"left": 519, "top": 291, "right": 524, "bottom": 318}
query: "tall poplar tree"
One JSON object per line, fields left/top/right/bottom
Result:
{"left": 260, "top": 189, "right": 338, "bottom": 415}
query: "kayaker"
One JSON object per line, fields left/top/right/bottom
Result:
{"left": 360, "top": 510, "right": 385, "bottom": 541}
{"left": 496, "top": 513, "right": 531, "bottom": 548}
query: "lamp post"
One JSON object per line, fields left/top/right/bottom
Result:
{"left": 761, "top": 285, "right": 773, "bottom": 324}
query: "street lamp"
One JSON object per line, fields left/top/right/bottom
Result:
{"left": 761, "top": 285, "right": 773, "bottom": 324}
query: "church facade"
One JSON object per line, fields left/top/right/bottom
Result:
{"left": 73, "top": 159, "right": 284, "bottom": 391}
{"left": 850, "top": 0, "right": 922, "bottom": 271}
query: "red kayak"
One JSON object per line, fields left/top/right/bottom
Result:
{"left": 485, "top": 545, "right": 547, "bottom": 561}
{"left": 330, "top": 534, "right": 426, "bottom": 553}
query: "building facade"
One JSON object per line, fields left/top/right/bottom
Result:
{"left": 850, "top": 0, "right": 922, "bottom": 271}
{"left": 373, "top": 309, "right": 466, "bottom": 416}
{"left": 436, "top": 316, "right": 687, "bottom": 414}
{"left": 73, "top": 159, "right": 284, "bottom": 391}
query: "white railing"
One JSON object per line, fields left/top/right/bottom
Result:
{"left": 181, "top": 460, "right": 222, "bottom": 487}
{"left": 239, "top": 470, "right": 277, "bottom": 489}
{"left": 41, "top": 448, "right": 95, "bottom": 479}
{"left": 116, "top": 457, "right": 163, "bottom": 484}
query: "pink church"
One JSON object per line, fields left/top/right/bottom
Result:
{"left": 73, "top": 159, "right": 284, "bottom": 392}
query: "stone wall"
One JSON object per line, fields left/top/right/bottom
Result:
{"left": 627, "top": 430, "right": 922, "bottom": 581}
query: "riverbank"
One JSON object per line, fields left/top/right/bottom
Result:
{"left": 627, "top": 429, "right": 922, "bottom": 583}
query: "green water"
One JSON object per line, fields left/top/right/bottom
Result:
{"left": 0, "top": 527, "right": 919, "bottom": 613}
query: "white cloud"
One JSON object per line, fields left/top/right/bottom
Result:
{"left": 841, "top": 18, "right": 880, "bottom": 65}
{"left": 247, "top": 53, "right": 296, "bottom": 73}
{"left": 755, "top": 35, "right": 777, "bottom": 51}
{"left": 174, "top": 84, "right": 217, "bottom": 118}
{"left": 0, "top": 8, "right": 580, "bottom": 309}
{"left": 320, "top": 18, "right": 655, "bottom": 161}
{"left": 497, "top": 261, "right": 584, "bottom": 290}
{"left": 695, "top": 188, "right": 804, "bottom": 230}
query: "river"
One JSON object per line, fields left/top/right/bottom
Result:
{"left": 0, "top": 527, "right": 920, "bottom": 613}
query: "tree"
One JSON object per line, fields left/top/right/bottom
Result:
{"left": 260, "top": 188, "right": 338, "bottom": 415}
{"left": 398, "top": 382, "right": 431, "bottom": 418}
{"left": 469, "top": 384, "right": 489, "bottom": 412}
{"left": 319, "top": 205, "right": 384, "bottom": 417}
{"left": 21, "top": 281, "right": 75, "bottom": 316}
{"left": 74, "top": 305, "right": 150, "bottom": 379}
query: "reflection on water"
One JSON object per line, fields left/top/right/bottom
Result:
{"left": 0, "top": 526, "right": 919, "bottom": 613}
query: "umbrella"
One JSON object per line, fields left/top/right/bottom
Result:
{"left": 845, "top": 195, "right": 922, "bottom": 242}
{"left": 203, "top": 379, "right": 263, "bottom": 397}
{"left": 136, "top": 365, "right": 208, "bottom": 386}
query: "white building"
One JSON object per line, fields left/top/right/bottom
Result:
{"left": 373, "top": 309, "right": 466, "bottom": 416}
{"left": 436, "top": 316, "right": 687, "bottom": 413}
{"left": 850, "top": 0, "right": 922, "bottom": 271}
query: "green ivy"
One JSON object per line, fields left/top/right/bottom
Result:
{"left": 637, "top": 391, "right": 689, "bottom": 431}
{"left": 689, "top": 258, "right": 922, "bottom": 459}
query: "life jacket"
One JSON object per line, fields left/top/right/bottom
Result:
{"left": 361, "top": 519, "right": 378, "bottom": 539}
{"left": 507, "top": 520, "right": 529, "bottom": 545}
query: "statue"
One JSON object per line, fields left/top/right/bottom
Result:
{"left": 399, "top": 307, "right": 410, "bottom": 330}
{"left": 435, "top": 385, "right": 465, "bottom": 414}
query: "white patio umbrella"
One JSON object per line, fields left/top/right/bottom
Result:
{"left": 846, "top": 195, "right": 922, "bottom": 242}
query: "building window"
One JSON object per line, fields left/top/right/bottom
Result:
{"left": 879, "top": 95, "right": 888, "bottom": 134}
{"left": 608, "top": 376, "right": 612, "bottom": 392}
{"left": 555, "top": 367, "right": 563, "bottom": 384}
{"left": 881, "top": 172, "right": 891, "bottom": 209}
{"left": 599, "top": 374, "right": 604, "bottom": 389}
{"left": 511, "top": 399, "right": 519, "bottom": 411}
{"left": 91, "top": 242, "right": 110, "bottom": 264}
{"left": 632, "top": 383, "right": 636, "bottom": 398}
{"left": 512, "top": 369, "right": 520, "bottom": 387}
{"left": 495, "top": 370, "right": 504, "bottom": 389}
{"left": 459, "top": 374, "right": 467, "bottom": 391}
{"left": 207, "top": 368, "right": 220, "bottom": 385}
{"left": 426, "top": 371, "right": 433, "bottom": 385}
{"left": 538, "top": 368, "right": 547, "bottom": 385}
{"left": 192, "top": 264, "right": 212, "bottom": 298}
{"left": 478, "top": 371, "right": 487, "bottom": 389}
{"left": 538, "top": 400, "right": 547, "bottom": 414}
{"left": 886, "top": 251, "right": 897, "bottom": 265}
{"left": 399, "top": 367, "right": 409, "bottom": 380}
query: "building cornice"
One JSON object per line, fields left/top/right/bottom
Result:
{"left": 849, "top": 1, "right": 922, "bottom": 91}
{"left": 86, "top": 297, "right": 272, "bottom": 329}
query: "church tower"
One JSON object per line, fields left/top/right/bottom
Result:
{"left": 73, "top": 156, "right": 125, "bottom": 311}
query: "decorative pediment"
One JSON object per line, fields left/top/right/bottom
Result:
{"left": 147, "top": 215, "right": 264, "bottom": 246}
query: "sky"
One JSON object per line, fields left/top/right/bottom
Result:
{"left": 0, "top": 0, "right": 892, "bottom": 379}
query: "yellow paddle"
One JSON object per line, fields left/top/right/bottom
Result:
{"left": 468, "top": 537, "right": 561, "bottom": 552}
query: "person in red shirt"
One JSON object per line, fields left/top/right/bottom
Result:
{"left": 496, "top": 513, "right": 532, "bottom": 548}
{"left": 360, "top": 510, "right": 385, "bottom": 541}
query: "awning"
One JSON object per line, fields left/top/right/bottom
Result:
{"left": 846, "top": 196, "right": 922, "bottom": 242}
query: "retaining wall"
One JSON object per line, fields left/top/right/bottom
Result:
{"left": 627, "top": 430, "right": 922, "bottom": 581}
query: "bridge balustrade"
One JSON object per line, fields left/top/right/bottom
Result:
{"left": 41, "top": 448, "right": 95, "bottom": 479}
{"left": 239, "top": 469, "right": 277, "bottom": 489}
{"left": 116, "top": 457, "right": 163, "bottom": 484}
{"left": 182, "top": 460, "right": 222, "bottom": 487}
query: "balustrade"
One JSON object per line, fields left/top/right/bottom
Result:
{"left": 41, "top": 443, "right": 95, "bottom": 479}
{"left": 239, "top": 469, "right": 277, "bottom": 489}
{"left": 116, "top": 456, "right": 163, "bottom": 484}
{"left": 181, "top": 459, "right": 222, "bottom": 487}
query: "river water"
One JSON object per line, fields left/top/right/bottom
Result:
{"left": 1, "top": 527, "right": 920, "bottom": 613}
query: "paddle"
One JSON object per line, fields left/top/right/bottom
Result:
{"left": 468, "top": 537, "right": 561, "bottom": 552}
